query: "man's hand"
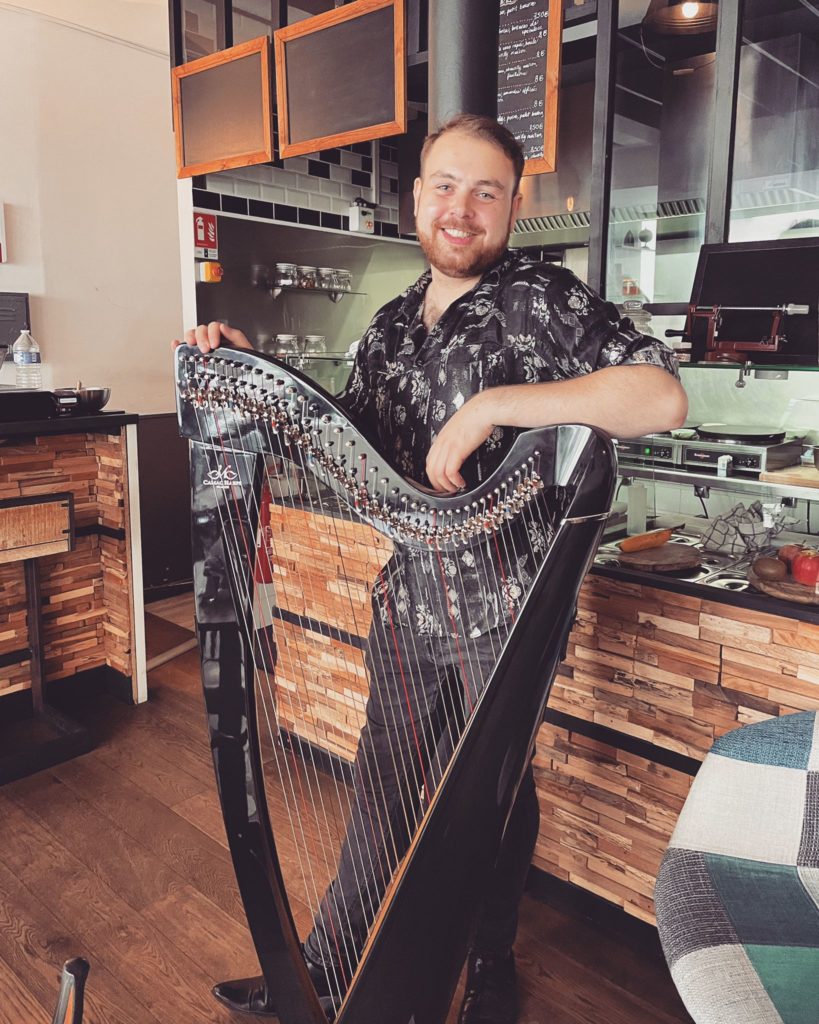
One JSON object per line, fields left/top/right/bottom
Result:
{"left": 426, "top": 392, "right": 495, "bottom": 493}
{"left": 172, "top": 322, "right": 254, "bottom": 354}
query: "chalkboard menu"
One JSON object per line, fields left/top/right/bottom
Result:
{"left": 274, "top": 0, "right": 406, "bottom": 159}
{"left": 171, "top": 37, "right": 274, "bottom": 179}
{"left": 497, "top": 0, "right": 563, "bottom": 175}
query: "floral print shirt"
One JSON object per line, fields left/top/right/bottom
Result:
{"left": 340, "top": 250, "right": 679, "bottom": 638}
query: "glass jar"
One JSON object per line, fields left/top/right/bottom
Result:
{"left": 297, "top": 265, "right": 318, "bottom": 289}
{"left": 274, "top": 262, "right": 297, "bottom": 288}
{"left": 336, "top": 269, "right": 352, "bottom": 292}
{"left": 317, "top": 267, "right": 336, "bottom": 291}
{"left": 303, "top": 334, "right": 326, "bottom": 355}
{"left": 274, "top": 334, "right": 300, "bottom": 361}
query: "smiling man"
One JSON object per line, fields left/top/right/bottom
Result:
{"left": 186, "top": 115, "right": 687, "bottom": 1024}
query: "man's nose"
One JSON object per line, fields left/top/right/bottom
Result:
{"left": 449, "top": 191, "right": 475, "bottom": 219}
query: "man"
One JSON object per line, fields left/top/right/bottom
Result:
{"left": 179, "top": 114, "right": 687, "bottom": 1023}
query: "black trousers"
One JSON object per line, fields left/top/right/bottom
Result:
{"left": 303, "top": 619, "right": 540, "bottom": 975}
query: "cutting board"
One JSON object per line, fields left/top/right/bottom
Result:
{"left": 748, "top": 568, "right": 819, "bottom": 605}
{"left": 758, "top": 465, "right": 819, "bottom": 488}
{"left": 618, "top": 543, "right": 701, "bottom": 572}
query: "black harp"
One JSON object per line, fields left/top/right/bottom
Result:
{"left": 176, "top": 345, "right": 616, "bottom": 1024}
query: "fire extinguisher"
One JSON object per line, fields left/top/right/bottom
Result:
{"left": 254, "top": 479, "right": 274, "bottom": 584}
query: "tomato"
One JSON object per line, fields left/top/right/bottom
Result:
{"left": 792, "top": 549, "right": 819, "bottom": 588}
{"left": 778, "top": 543, "right": 804, "bottom": 568}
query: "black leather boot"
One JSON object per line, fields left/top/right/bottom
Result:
{"left": 457, "top": 950, "right": 519, "bottom": 1024}
{"left": 212, "top": 975, "right": 276, "bottom": 1017}
{"left": 212, "top": 954, "right": 344, "bottom": 1020}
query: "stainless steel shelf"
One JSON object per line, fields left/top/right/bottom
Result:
{"left": 619, "top": 462, "right": 819, "bottom": 502}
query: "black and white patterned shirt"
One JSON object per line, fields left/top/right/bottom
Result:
{"left": 340, "top": 249, "right": 679, "bottom": 638}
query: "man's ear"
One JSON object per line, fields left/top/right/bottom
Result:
{"left": 509, "top": 191, "right": 523, "bottom": 231}
{"left": 412, "top": 177, "right": 422, "bottom": 217}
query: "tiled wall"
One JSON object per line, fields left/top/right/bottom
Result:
{"left": 195, "top": 135, "right": 403, "bottom": 238}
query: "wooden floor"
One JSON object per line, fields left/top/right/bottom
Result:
{"left": 0, "top": 612, "right": 692, "bottom": 1024}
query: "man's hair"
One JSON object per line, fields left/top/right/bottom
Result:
{"left": 420, "top": 114, "right": 525, "bottom": 195}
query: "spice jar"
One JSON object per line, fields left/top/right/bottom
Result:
{"left": 303, "top": 334, "right": 326, "bottom": 354}
{"left": 275, "top": 263, "right": 297, "bottom": 288}
{"left": 274, "top": 334, "right": 300, "bottom": 361}
{"left": 317, "top": 268, "right": 336, "bottom": 291}
{"left": 336, "top": 269, "right": 352, "bottom": 292}
{"left": 297, "top": 266, "right": 318, "bottom": 289}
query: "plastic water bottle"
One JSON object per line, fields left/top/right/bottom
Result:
{"left": 12, "top": 330, "right": 42, "bottom": 389}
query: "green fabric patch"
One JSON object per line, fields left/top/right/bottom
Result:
{"left": 712, "top": 712, "right": 815, "bottom": 770}
{"left": 745, "top": 945, "right": 819, "bottom": 1024}
{"left": 706, "top": 855, "right": 819, "bottom": 946}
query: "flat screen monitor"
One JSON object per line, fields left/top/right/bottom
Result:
{"left": 689, "top": 238, "right": 819, "bottom": 366}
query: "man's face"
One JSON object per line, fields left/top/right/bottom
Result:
{"left": 412, "top": 131, "right": 522, "bottom": 280}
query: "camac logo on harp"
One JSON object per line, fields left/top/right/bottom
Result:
{"left": 205, "top": 465, "right": 239, "bottom": 488}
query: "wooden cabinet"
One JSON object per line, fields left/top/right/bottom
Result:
{"left": 0, "top": 419, "right": 146, "bottom": 705}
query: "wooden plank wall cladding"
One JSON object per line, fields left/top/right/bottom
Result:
{"left": 0, "top": 432, "right": 132, "bottom": 696}
{"left": 265, "top": 502, "right": 392, "bottom": 760}
{"left": 536, "top": 574, "right": 819, "bottom": 923}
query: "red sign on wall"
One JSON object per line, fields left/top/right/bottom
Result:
{"left": 194, "top": 213, "right": 218, "bottom": 259}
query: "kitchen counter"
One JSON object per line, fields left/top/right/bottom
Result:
{"left": 589, "top": 560, "right": 819, "bottom": 626}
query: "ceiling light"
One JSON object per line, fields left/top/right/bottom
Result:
{"left": 643, "top": 0, "right": 719, "bottom": 35}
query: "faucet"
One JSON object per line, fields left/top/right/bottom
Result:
{"left": 735, "top": 360, "right": 753, "bottom": 388}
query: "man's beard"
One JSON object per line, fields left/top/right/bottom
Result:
{"left": 416, "top": 219, "right": 511, "bottom": 279}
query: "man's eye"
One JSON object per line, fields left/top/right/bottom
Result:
{"left": 479, "top": 192, "right": 497, "bottom": 201}
{"left": 436, "top": 184, "right": 451, "bottom": 192}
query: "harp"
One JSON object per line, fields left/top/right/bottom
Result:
{"left": 176, "top": 344, "right": 616, "bottom": 1024}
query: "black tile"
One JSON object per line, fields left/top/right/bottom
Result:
{"left": 352, "top": 142, "right": 372, "bottom": 156}
{"left": 193, "top": 188, "right": 220, "bottom": 211}
{"left": 307, "top": 159, "right": 331, "bottom": 179}
{"left": 381, "top": 222, "right": 399, "bottom": 238}
{"left": 378, "top": 142, "right": 391, "bottom": 160}
{"left": 274, "top": 203, "right": 299, "bottom": 223}
{"left": 388, "top": 146, "right": 398, "bottom": 162}
{"left": 361, "top": 156, "right": 373, "bottom": 173}
{"left": 372, "top": 221, "right": 383, "bottom": 235}
{"left": 341, "top": 215, "right": 350, "bottom": 231}
{"left": 389, "top": 178, "right": 398, "bottom": 193}
{"left": 319, "top": 148, "right": 341, "bottom": 164}
{"left": 298, "top": 207, "right": 321, "bottom": 226}
{"left": 320, "top": 211, "right": 342, "bottom": 230}
{"left": 351, "top": 170, "right": 371, "bottom": 188}
{"left": 221, "top": 195, "right": 248, "bottom": 215}
{"left": 248, "top": 199, "right": 274, "bottom": 219}
{"left": 192, "top": 174, "right": 207, "bottom": 189}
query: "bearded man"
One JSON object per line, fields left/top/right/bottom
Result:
{"left": 180, "top": 114, "right": 687, "bottom": 1024}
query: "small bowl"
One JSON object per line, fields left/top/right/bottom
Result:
{"left": 76, "top": 386, "right": 111, "bottom": 413}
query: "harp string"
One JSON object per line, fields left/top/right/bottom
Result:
{"left": 207, "top": 397, "right": 358, "bottom": 994}
{"left": 221, "top": 396, "right": 366, "bottom": 989}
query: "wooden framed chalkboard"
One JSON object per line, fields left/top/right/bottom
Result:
{"left": 171, "top": 36, "right": 274, "bottom": 179}
{"left": 497, "top": 0, "right": 563, "bottom": 176}
{"left": 274, "top": 0, "right": 406, "bottom": 159}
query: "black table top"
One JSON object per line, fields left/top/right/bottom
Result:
{"left": 0, "top": 412, "right": 138, "bottom": 438}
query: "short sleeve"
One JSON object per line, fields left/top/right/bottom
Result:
{"left": 529, "top": 268, "right": 680, "bottom": 380}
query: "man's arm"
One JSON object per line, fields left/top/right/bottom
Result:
{"left": 425, "top": 363, "right": 688, "bottom": 493}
